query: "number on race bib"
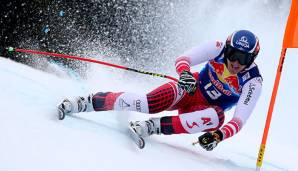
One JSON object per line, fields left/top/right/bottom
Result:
{"left": 204, "top": 83, "right": 222, "bottom": 100}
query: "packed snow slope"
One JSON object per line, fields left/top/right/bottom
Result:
{"left": 0, "top": 58, "right": 260, "bottom": 171}
{"left": 0, "top": 48, "right": 297, "bottom": 171}
{"left": 1, "top": 1, "right": 297, "bottom": 171}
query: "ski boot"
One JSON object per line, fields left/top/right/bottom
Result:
{"left": 129, "top": 118, "right": 161, "bottom": 149}
{"left": 130, "top": 118, "right": 161, "bottom": 137}
{"left": 57, "top": 94, "right": 94, "bottom": 120}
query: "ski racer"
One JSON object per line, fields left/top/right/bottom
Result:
{"left": 58, "top": 30, "right": 262, "bottom": 151}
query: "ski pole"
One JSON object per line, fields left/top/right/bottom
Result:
{"left": 7, "top": 47, "right": 178, "bottom": 82}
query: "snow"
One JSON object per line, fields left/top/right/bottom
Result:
{"left": 1, "top": 50, "right": 297, "bottom": 171}
{"left": 0, "top": 58, "right": 253, "bottom": 171}
{"left": 0, "top": 1, "right": 297, "bottom": 171}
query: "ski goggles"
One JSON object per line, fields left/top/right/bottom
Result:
{"left": 224, "top": 45, "right": 255, "bottom": 66}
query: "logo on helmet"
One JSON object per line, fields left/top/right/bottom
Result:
{"left": 236, "top": 36, "right": 250, "bottom": 49}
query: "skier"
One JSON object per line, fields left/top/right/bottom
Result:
{"left": 58, "top": 30, "right": 262, "bottom": 151}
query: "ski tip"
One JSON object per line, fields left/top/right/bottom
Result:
{"left": 128, "top": 121, "right": 145, "bottom": 149}
{"left": 139, "top": 137, "right": 145, "bottom": 149}
{"left": 57, "top": 108, "right": 65, "bottom": 120}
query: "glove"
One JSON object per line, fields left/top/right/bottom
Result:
{"left": 178, "top": 70, "right": 197, "bottom": 96}
{"left": 198, "top": 130, "right": 223, "bottom": 151}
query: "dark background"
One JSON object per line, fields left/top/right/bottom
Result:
{"left": 0, "top": 0, "right": 180, "bottom": 73}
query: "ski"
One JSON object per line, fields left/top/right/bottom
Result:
{"left": 57, "top": 99, "right": 73, "bottom": 120}
{"left": 128, "top": 121, "right": 145, "bottom": 149}
{"left": 57, "top": 107, "right": 65, "bottom": 120}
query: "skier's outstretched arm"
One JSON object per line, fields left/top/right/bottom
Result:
{"left": 199, "top": 77, "right": 263, "bottom": 151}
{"left": 175, "top": 40, "right": 224, "bottom": 75}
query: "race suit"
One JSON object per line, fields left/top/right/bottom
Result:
{"left": 92, "top": 40, "right": 262, "bottom": 140}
